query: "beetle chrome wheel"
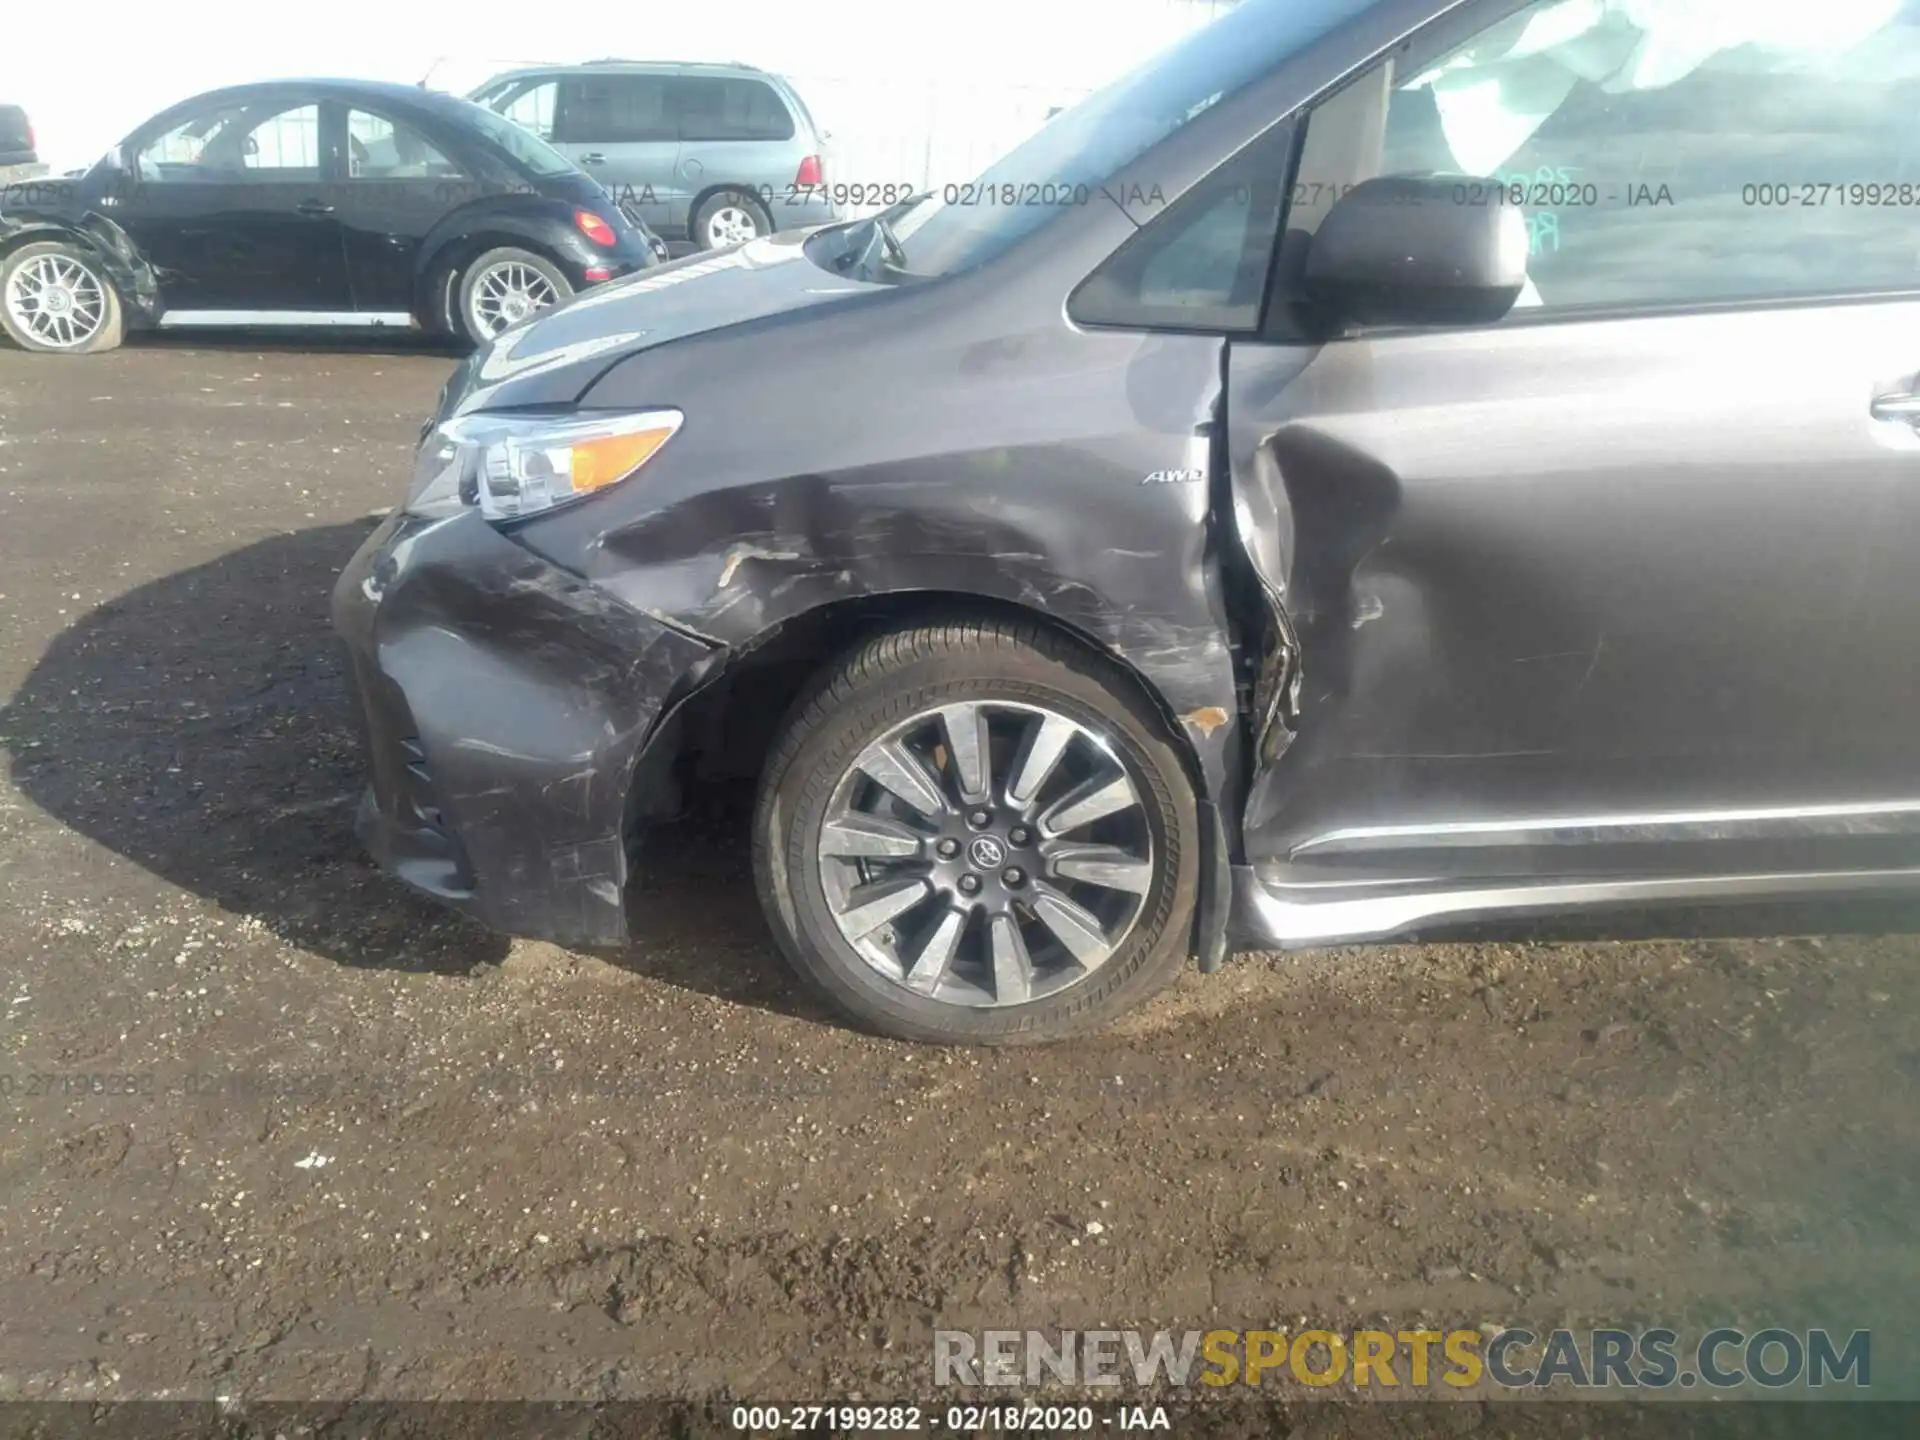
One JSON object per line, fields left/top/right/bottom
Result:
{"left": 467, "top": 260, "right": 560, "bottom": 337}
{"left": 816, "top": 700, "right": 1154, "bottom": 1008}
{"left": 3, "top": 252, "right": 107, "bottom": 349}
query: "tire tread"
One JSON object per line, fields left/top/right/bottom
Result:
{"left": 0, "top": 240, "right": 124, "bottom": 355}
{"left": 752, "top": 615, "right": 1198, "bottom": 1045}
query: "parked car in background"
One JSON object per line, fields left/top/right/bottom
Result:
{"left": 0, "top": 79, "right": 662, "bottom": 354}
{"left": 470, "top": 61, "right": 835, "bottom": 252}
{"left": 0, "top": 104, "right": 38, "bottom": 172}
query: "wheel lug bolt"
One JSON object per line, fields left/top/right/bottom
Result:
{"left": 958, "top": 874, "right": 982, "bottom": 896}
{"left": 968, "top": 809, "right": 993, "bottom": 829}
{"left": 1008, "top": 825, "right": 1032, "bottom": 846}
{"left": 1002, "top": 867, "right": 1025, "bottom": 888}
{"left": 936, "top": 838, "right": 960, "bottom": 859}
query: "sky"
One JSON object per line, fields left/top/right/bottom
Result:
{"left": 6, "top": 0, "right": 1234, "bottom": 175}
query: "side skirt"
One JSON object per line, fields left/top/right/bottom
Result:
{"left": 1227, "top": 863, "right": 1920, "bottom": 949}
{"left": 156, "top": 310, "right": 418, "bottom": 328}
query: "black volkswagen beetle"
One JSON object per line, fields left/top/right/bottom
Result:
{"left": 0, "top": 79, "right": 665, "bottom": 353}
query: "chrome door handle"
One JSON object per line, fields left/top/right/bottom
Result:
{"left": 297, "top": 199, "right": 335, "bottom": 216}
{"left": 1870, "top": 392, "right": 1920, "bottom": 422}
{"left": 580, "top": 152, "right": 607, "bottom": 165}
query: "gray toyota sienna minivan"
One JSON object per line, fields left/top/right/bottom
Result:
{"left": 340, "top": 0, "right": 1920, "bottom": 1044}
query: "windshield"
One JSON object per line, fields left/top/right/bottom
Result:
{"left": 456, "top": 97, "right": 577, "bottom": 177}
{"left": 889, "top": 0, "right": 1378, "bottom": 277}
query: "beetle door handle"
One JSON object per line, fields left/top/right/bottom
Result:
{"left": 297, "top": 198, "right": 335, "bottom": 216}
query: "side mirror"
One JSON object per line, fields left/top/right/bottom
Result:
{"left": 1302, "top": 174, "right": 1528, "bottom": 328}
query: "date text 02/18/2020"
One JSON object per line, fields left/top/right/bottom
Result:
{"left": 728, "top": 1404, "right": 1171, "bottom": 1431}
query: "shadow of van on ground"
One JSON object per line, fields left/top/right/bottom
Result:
{"left": 2, "top": 519, "right": 808, "bottom": 1017}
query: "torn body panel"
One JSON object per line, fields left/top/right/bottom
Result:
{"left": 0, "top": 182, "right": 161, "bottom": 319}
{"left": 332, "top": 510, "right": 719, "bottom": 947}
{"left": 513, "top": 290, "right": 1250, "bottom": 832}
{"left": 1215, "top": 346, "right": 1306, "bottom": 781}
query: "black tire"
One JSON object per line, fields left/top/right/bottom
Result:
{"left": 691, "top": 188, "right": 774, "bottom": 250}
{"left": 453, "top": 246, "right": 573, "bottom": 346}
{"left": 753, "top": 618, "right": 1201, "bottom": 1045}
{"left": 0, "top": 240, "right": 124, "bottom": 354}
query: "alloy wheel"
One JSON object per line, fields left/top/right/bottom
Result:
{"left": 816, "top": 700, "right": 1155, "bottom": 1008}
{"left": 468, "top": 260, "right": 559, "bottom": 338}
{"left": 4, "top": 252, "right": 107, "bottom": 349}
{"left": 705, "top": 205, "right": 761, "bottom": 248}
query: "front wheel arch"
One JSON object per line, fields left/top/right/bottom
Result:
{"left": 688, "top": 186, "right": 775, "bottom": 248}
{"left": 0, "top": 224, "right": 87, "bottom": 263}
{"left": 416, "top": 231, "right": 572, "bottom": 334}
{"left": 751, "top": 612, "right": 1205, "bottom": 1042}
{"left": 640, "top": 591, "right": 1234, "bottom": 978}
{"left": 668, "top": 593, "right": 1214, "bottom": 804}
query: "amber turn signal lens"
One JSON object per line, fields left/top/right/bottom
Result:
{"left": 567, "top": 427, "right": 677, "bottom": 494}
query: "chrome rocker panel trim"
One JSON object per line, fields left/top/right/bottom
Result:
{"left": 1228, "top": 864, "right": 1920, "bottom": 949}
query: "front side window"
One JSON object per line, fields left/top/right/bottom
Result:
{"left": 672, "top": 77, "right": 795, "bottom": 142}
{"left": 1289, "top": 0, "right": 1920, "bottom": 315}
{"left": 135, "top": 101, "right": 321, "bottom": 182}
{"left": 498, "top": 80, "right": 558, "bottom": 141}
{"left": 556, "top": 76, "right": 675, "bottom": 144}
{"left": 346, "top": 110, "right": 464, "bottom": 180}
{"left": 1069, "top": 122, "right": 1297, "bottom": 332}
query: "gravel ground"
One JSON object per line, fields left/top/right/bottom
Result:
{"left": 0, "top": 335, "right": 1917, "bottom": 1429}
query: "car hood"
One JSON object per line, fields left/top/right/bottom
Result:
{"left": 447, "top": 229, "right": 874, "bottom": 416}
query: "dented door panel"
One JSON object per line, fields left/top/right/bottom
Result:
{"left": 1229, "top": 302, "right": 1920, "bottom": 896}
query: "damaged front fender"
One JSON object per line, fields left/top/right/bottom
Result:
{"left": 501, "top": 318, "right": 1254, "bottom": 964}
{"left": 0, "top": 178, "right": 160, "bottom": 319}
{"left": 602, "top": 468, "right": 1242, "bottom": 796}
{"left": 332, "top": 510, "right": 721, "bottom": 947}
{"left": 541, "top": 333, "right": 1248, "bottom": 829}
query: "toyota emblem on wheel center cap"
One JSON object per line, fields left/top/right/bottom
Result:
{"left": 968, "top": 836, "right": 1007, "bottom": 870}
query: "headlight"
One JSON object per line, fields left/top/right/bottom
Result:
{"left": 405, "top": 408, "right": 683, "bottom": 522}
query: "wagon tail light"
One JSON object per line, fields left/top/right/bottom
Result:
{"left": 574, "top": 208, "right": 618, "bottom": 246}
{"left": 794, "top": 154, "right": 823, "bottom": 187}
{"left": 404, "top": 409, "right": 684, "bottom": 522}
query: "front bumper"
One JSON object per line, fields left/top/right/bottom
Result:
{"left": 331, "top": 509, "right": 719, "bottom": 947}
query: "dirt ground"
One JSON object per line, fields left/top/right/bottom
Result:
{"left": 1, "top": 336, "right": 1917, "bottom": 1429}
